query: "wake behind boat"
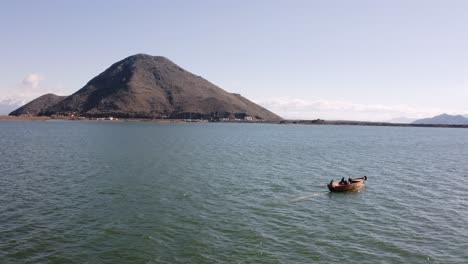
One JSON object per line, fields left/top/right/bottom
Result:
{"left": 327, "top": 176, "right": 367, "bottom": 192}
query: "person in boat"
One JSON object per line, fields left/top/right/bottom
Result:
{"left": 348, "top": 177, "right": 353, "bottom": 183}
{"left": 329, "top": 180, "right": 333, "bottom": 186}
{"left": 340, "top": 177, "right": 350, "bottom": 186}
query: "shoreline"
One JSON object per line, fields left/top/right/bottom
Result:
{"left": 281, "top": 119, "right": 468, "bottom": 128}
{"left": 1, "top": 115, "right": 468, "bottom": 128}
{"left": 0, "top": 116, "right": 52, "bottom": 121}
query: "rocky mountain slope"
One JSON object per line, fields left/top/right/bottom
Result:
{"left": 9, "top": 94, "right": 67, "bottom": 116}
{"left": 37, "top": 54, "right": 281, "bottom": 121}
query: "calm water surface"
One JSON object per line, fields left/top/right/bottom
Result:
{"left": 1, "top": 121, "right": 467, "bottom": 263}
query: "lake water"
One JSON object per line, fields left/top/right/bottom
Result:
{"left": 1, "top": 121, "right": 467, "bottom": 263}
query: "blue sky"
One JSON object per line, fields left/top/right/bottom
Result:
{"left": 1, "top": 0, "right": 467, "bottom": 120}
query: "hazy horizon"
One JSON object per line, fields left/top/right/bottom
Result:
{"left": 1, "top": 1, "right": 468, "bottom": 121}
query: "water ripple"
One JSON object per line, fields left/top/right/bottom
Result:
{"left": 1, "top": 122, "right": 467, "bottom": 263}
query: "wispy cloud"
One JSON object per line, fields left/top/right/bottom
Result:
{"left": 22, "top": 73, "right": 44, "bottom": 89}
{"left": 255, "top": 97, "right": 468, "bottom": 121}
{"left": 0, "top": 73, "right": 66, "bottom": 107}
{"left": 0, "top": 98, "right": 23, "bottom": 115}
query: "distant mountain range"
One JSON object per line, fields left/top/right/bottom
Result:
{"left": 385, "top": 117, "right": 418, "bottom": 124}
{"left": 9, "top": 54, "right": 282, "bottom": 121}
{"left": 0, "top": 101, "right": 21, "bottom": 115}
{"left": 412, "top": 114, "right": 468, "bottom": 125}
{"left": 6, "top": 55, "right": 468, "bottom": 123}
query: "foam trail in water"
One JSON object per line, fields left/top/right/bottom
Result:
{"left": 288, "top": 191, "right": 328, "bottom": 203}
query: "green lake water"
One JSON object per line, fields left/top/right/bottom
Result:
{"left": 1, "top": 121, "right": 467, "bottom": 263}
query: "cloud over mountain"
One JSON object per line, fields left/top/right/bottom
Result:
{"left": 0, "top": 73, "right": 67, "bottom": 114}
{"left": 22, "top": 73, "right": 44, "bottom": 89}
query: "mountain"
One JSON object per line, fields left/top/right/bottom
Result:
{"left": 412, "top": 113, "right": 468, "bottom": 125}
{"left": 386, "top": 117, "right": 418, "bottom": 124}
{"left": 9, "top": 94, "right": 67, "bottom": 116}
{"left": 39, "top": 54, "right": 281, "bottom": 121}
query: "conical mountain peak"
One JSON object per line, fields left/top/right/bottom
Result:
{"left": 115, "top": 54, "right": 175, "bottom": 69}
{"left": 87, "top": 54, "right": 175, "bottom": 84}
{"left": 34, "top": 54, "right": 281, "bottom": 121}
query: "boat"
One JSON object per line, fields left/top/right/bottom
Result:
{"left": 327, "top": 176, "right": 367, "bottom": 192}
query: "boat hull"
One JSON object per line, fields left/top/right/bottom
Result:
{"left": 327, "top": 176, "right": 367, "bottom": 192}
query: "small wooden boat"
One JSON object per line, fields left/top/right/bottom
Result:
{"left": 327, "top": 176, "right": 367, "bottom": 192}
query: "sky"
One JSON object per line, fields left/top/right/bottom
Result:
{"left": 1, "top": 0, "right": 468, "bottom": 121}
